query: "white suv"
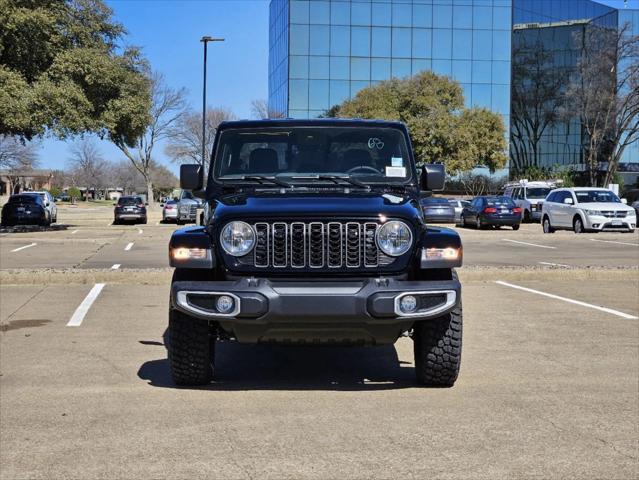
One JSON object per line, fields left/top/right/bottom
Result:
{"left": 541, "top": 187, "right": 636, "bottom": 234}
{"left": 503, "top": 181, "right": 553, "bottom": 222}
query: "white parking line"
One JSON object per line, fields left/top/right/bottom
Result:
{"left": 10, "top": 243, "right": 37, "bottom": 253}
{"left": 71, "top": 230, "right": 79, "bottom": 234}
{"left": 495, "top": 280, "right": 638, "bottom": 320}
{"left": 589, "top": 238, "right": 638, "bottom": 247}
{"left": 502, "top": 239, "right": 556, "bottom": 249}
{"left": 124, "top": 242, "right": 134, "bottom": 251}
{"left": 538, "top": 261, "right": 570, "bottom": 267}
{"left": 107, "top": 222, "right": 112, "bottom": 226}
{"left": 111, "top": 264, "right": 121, "bottom": 270}
{"left": 138, "top": 228, "right": 143, "bottom": 234}
{"left": 66, "top": 283, "right": 105, "bottom": 327}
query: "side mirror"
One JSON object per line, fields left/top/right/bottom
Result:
{"left": 160, "top": 203, "right": 164, "bottom": 207}
{"left": 563, "top": 198, "right": 573, "bottom": 204}
{"left": 621, "top": 198, "right": 627, "bottom": 204}
{"left": 420, "top": 164, "right": 445, "bottom": 192}
{"left": 180, "top": 164, "right": 203, "bottom": 191}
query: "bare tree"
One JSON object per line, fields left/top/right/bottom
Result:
{"left": 0, "top": 135, "right": 39, "bottom": 171}
{"left": 110, "top": 72, "right": 187, "bottom": 205}
{"left": 165, "top": 107, "right": 236, "bottom": 168}
{"left": 250, "top": 99, "right": 285, "bottom": 119}
{"left": 68, "top": 138, "right": 108, "bottom": 199}
{"left": 568, "top": 23, "right": 639, "bottom": 186}
{"left": 0, "top": 135, "right": 40, "bottom": 195}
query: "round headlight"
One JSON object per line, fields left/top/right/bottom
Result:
{"left": 376, "top": 221, "right": 413, "bottom": 256}
{"left": 220, "top": 221, "right": 255, "bottom": 256}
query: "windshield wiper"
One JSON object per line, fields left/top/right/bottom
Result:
{"left": 291, "top": 175, "right": 369, "bottom": 190}
{"left": 239, "top": 175, "right": 292, "bottom": 188}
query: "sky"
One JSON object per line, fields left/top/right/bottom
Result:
{"left": 37, "top": 0, "right": 638, "bottom": 173}
{"left": 40, "top": 0, "right": 271, "bottom": 173}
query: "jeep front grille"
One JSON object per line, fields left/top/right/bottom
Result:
{"left": 252, "top": 222, "right": 394, "bottom": 269}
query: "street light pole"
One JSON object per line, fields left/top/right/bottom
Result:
{"left": 200, "top": 36, "right": 225, "bottom": 167}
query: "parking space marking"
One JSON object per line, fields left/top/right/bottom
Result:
{"left": 502, "top": 239, "right": 556, "bottom": 249}
{"left": 66, "top": 283, "right": 105, "bottom": 327}
{"left": 111, "top": 264, "right": 121, "bottom": 270}
{"left": 538, "top": 261, "right": 570, "bottom": 267}
{"left": 10, "top": 243, "right": 37, "bottom": 253}
{"left": 589, "top": 238, "right": 638, "bottom": 247}
{"left": 124, "top": 242, "right": 134, "bottom": 251}
{"left": 71, "top": 230, "right": 79, "bottom": 234}
{"left": 138, "top": 228, "right": 143, "bottom": 234}
{"left": 106, "top": 222, "right": 112, "bottom": 226}
{"left": 495, "top": 280, "right": 638, "bottom": 320}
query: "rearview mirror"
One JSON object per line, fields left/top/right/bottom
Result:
{"left": 420, "top": 164, "right": 446, "bottom": 192}
{"left": 180, "top": 164, "right": 203, "bottom": 191}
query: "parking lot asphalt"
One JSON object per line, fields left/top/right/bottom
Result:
{"left": 0, "top": 276, "right": 637, "bottom": 479}
{"left": 1, "top": 204, "right": 638, "bottom": 479}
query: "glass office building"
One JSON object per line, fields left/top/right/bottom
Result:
{"left": 268, "top": 0, "right": 638, "bottom": 177}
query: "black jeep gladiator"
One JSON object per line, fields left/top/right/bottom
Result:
{"left": 168, "top": 119, "right": 463, "bottom": 386}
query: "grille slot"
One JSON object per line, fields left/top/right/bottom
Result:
{"left": 249, "top": 221, "right": 395, "bottom": 269}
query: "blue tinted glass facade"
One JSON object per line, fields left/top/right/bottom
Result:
{"left": 268, "top": 0, "right": 637, "bottom": 177}
{"left": 270, "top": 0, "right": 512, "bottom": 121}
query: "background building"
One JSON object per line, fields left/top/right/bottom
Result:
{"left": 268, "top": 0, "right": 638, "bottom": 181}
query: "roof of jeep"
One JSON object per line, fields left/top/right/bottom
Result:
{"left": 216, "top": 118, "right": 407, "bottom": 130}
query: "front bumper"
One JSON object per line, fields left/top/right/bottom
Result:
{"left": 171, "top": 277, "right": 461, "bottom": 344}
{"left": 585, "top": 215, "right": 636, "bottom": 231}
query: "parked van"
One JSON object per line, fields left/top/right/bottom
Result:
{"left": 503, "top": 180, "right": 553, "bottom": 222}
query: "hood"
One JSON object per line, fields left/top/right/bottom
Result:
{"left": 578, "top": 202, "right": 635, "bottom": 212}
{"left": 211, "top": 191, "right": 422, "bottom": 223}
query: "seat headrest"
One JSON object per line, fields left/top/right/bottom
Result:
{"left": 248, "top": 148, "right": 279, "bottom": 174}
{"left": 343, "top": 149, "right": 373, "bottom": 170}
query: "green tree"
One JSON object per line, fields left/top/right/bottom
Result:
{"left": 0, "top": 0, "right": 151, "bottom": 142}
{"left": 328, "top": 71, "right": 507, "bottom": 173}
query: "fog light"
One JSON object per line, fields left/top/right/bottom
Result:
{"left": 399, "top": 295, "right": 417, "bottom": 313}
{"left": 592, "top": 224, "right": 599, "bottom": 228}
{"left": 216, "top": 295, "right": 235, "bottom": 314}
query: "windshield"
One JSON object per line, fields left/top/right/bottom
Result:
{"left": 575, "top": 190, "right": 620, "bottom": 204}
{"left": 526, "top": 187, "right": 551, "bottom": 199}
{"left": 9, "top": 195, "right": 39, "bottom": 204}
{"left": 213, "top": 126, "right": 412, "bottom": 184}
{"left": 118, "top": 197, "right": 142, "bottom": 206}
{"left": 486, "top": 196, "right": 516, "bottom": 207}
{"left": 422, "top": 197, "right": 450, "bottom": 205}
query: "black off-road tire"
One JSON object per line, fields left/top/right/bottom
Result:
{"left": 413, "top": 305, "right": 462, "bottom": 387}
{"left": 523, "top": 210, "right": 531, "bottom": 223}
{"left": 168, "top": 308, "right": 214, "bottom": 386}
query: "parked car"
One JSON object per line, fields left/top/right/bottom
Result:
{"left": 1, "top": 194, "right": 50, "bottom": 226}
{"left": 113, "top": 196, "right": 147, "bottom": 224}
{"left": 503, "top": 181, "right": 552, "bottom": 222}
{"left": 460, "top": 196, "right": 522, "bottom": 230}
{"left": 621, "top": 188, "right": 639, "bottom": 216}
{"left": 419, "top": 196, "right": 456, "bottom": 223}
{"left": 541, "top": 187, "right": 636, "bottom": 234}
{"left": 175, "top": 190, "right": 199, "bottom": 225}
{"left": 161, "top": 200, "right": 178, "bottom": 223}
{"left": 55, "top": 193, "right": 71, "bottom": 202}
{"left": 448, "top": 199, "right": 471, "bottom": 223}
{"left": 23, "top": 191, "right": 57, "bottom": 223}
{"left": 167, "top": 118, "right": 463, "bottom": 387}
